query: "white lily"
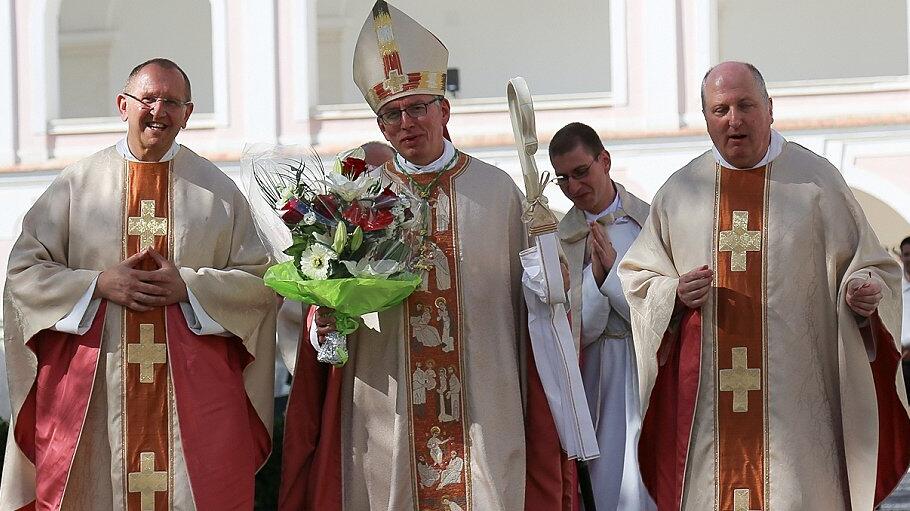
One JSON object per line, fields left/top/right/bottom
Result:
{"left": 341, "top": 258, "right": 403, "bottom": 279}
{"left": 322, "top": 172, "right": 378, "bottom": 202}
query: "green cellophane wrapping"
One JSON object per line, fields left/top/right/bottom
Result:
{"left": 264, "top": 260, "right": 421, "bottom": 334}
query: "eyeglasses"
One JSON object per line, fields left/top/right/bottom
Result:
{"left": 552, "top": 158, "right": 597, "bottom": 186}
{"left": 377, "top": 97, "right": 442, "bottom": 125}
{"left": 122, "top": 92, "right": 192, "bottom": 111}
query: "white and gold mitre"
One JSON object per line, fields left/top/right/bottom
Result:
{"left": 353, "top": 0, "right": 448, "bottom": 112}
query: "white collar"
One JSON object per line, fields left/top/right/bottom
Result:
{"left": 712, "top": 129, "right": 786, "bottom": 170}
{"left": 116, "top": 139, "right": 180, "bottom": 163}
{"left": 394, "top": 139, "right": 457, "bottom": 175}
{"left": 903, "top": 275, "right": 910, "bottom": 291}
{"left": 584, "top": 188, "right": 623, "bottom": 223}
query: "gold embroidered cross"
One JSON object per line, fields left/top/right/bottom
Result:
{"left": 383, "top": 69, "right": 408, "bottom": 94}
{"left": 718, "top": 347, "right": 761, "bottom": 413}
{"left": 128, "top": 200, "right": 168, "bottom": 248}
{"left": 733, "top": 488, "right": 760, "bottom": 511}
{"left": 718, "top": 210, "right": 761, "bottom": 272}
{"left": 127, "top": 451, "right": 168, "bottom": 511}
{"left": 127, "top": 324, "right": 167, "bottom": 384}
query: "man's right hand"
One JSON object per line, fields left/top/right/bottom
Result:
{"left": 589, "top": 222, "right": 617, "bottom": 287}
{"left": 314, "top": 306, "right": 338, "bottom": 343}
{"left": 676, "top": 265, "right": 714, "bottom": 309}
{"left": 94, "top": 249, "right": 171, "bottom": 312}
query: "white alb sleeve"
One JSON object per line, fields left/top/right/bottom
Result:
{"left": 180, "top": 287, "right": 230, "bottom": 336}
{"left": 53, "top": 276, "right": 102, "bottom": 335}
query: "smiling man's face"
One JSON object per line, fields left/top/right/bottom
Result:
{"left": 117, "top": 64, "right": 194, "bottom": 162}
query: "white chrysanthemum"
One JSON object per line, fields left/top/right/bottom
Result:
{"left": 303, "top": 211, "right": 317, "bottom": 225}
{"left": 299, "top": 244, "right": 337, "bottom": 280}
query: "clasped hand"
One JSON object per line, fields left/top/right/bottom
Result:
{"left": 588, "top": 222, "right": 616, "bottom": 287}
{"left": 93, "top": 248, "right": 188, "bottom": 312}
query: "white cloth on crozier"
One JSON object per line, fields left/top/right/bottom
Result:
{"left": 520, "top": 233, "right": 599, "bottom": 461}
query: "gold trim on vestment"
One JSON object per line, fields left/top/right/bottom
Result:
{"left": 712, "top": 162, "right": 771, "bottom": 511}
{"left": 122, "top": 158, "right": 174, "bottom": 511}
{"left": 390, "top": 153, "right": 472, "bottom": 510}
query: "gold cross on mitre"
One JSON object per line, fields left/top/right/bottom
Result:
{"left": 127, "top": 324, "right": 167, "bottom": 384}
{"left": 383, "top": 69, "right": 408, "bottom": 94}
{"left": 128, "top": 451, "right": 168, "bottom": 511}
{"left": 718, "top": 210, "right": 761, "bottom": 272}
{"left": 128, "top": 200, "right": 168, "bottom": 248}
{"left": 733, "top": 488, "right": 761, "bottom": 511}
{"left": 719, "top": 347, "right": 761, "bottom": 413}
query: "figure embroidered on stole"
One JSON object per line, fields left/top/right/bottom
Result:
{"left": 391, "top": 156, "right": 471, "bottom": 510}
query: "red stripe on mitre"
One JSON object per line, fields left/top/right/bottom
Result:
{"left": 383, "top": 53, "right": 402, "bottom": 75}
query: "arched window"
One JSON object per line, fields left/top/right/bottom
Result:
{"left": 57, "top": 0, "right": 214, "bottom": 119}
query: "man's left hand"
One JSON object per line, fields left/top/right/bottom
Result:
{"left": 846, "top": 275, "right": 882, "bottom": 318}
{"left": 143, "top": 248, "right": 190, "bottom": 305}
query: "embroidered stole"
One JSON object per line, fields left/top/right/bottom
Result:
{"left": 122, "top": 161, "right": 173, "bottom": 511}
{"left": 388, "top": 154, "right": 471, "bottom": 510}
{"left": 712, "top": 163, "right": 770, "bottom": 511}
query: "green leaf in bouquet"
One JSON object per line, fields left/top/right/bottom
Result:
{"left": 333, "top": 222, "right": 348, "bottom": 254}
{"left": 283, "top": 240, "right": 310, "bottom": 258}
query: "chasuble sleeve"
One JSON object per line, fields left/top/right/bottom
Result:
{"left": 177, "top": 187, "right": 276, "bottom": 352}
{"left": 806, "top": 150, "right": 909, "bottom": 509}
{"left": 5, "top": 173, "right": 102, "bottom": 343}
{"left": 618, "top": 188, "right": 682, "bottom": 413}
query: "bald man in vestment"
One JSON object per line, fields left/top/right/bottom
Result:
{"left": 1, "top": 58, "right": 276, "bottom": 510}
{"left": 619, "top": 61, "right": 910, "bottom": 510}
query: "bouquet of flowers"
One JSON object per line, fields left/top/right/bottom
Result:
{"left": 250, "top": 146, "right": 430, "bottom": 365}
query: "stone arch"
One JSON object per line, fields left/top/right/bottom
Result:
{"left": 851, "top": 188, "right": 910, "bottom": 252}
